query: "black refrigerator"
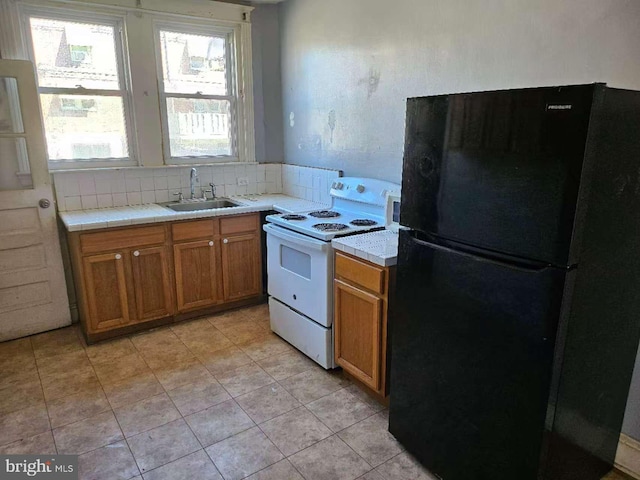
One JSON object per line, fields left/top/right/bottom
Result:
{"left": 389, "top": 84, "right": 640, "bottom": 480}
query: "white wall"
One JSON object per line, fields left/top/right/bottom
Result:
{"left": 251, "top": 4, "right": 285, "bottom": 163}
{"left": 280, "top": 0, "right": 640, "bottom": 184}
{"left": 279, "top": 0, "right": 640, "bottom": 440}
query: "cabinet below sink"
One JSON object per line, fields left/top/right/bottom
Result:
{"left": 67, "top": 212, "right": 263, "bottom": 343}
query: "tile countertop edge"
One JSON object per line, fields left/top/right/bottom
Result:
{"left": 331, "top": 230, "right": 399, "bottom": 267}
{"left": 59, "top": 194, "right": 330, "bottom": 232}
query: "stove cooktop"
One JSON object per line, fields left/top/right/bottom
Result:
{"left": 266, "top": 208, "right": 384, "bottom": 241}
{"left": 265, "top": 176, "right": 401, "bottom": 241}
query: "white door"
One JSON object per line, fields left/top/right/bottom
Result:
{"left": 0, "top": 59, "right": 70, "bottom": 341}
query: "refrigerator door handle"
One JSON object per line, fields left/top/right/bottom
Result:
{"left": 408, "top": 231, "right": 553, "bottom": 273}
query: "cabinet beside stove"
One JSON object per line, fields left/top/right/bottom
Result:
{"left": 334, "top": 251, "right": 395, "bottom": 398}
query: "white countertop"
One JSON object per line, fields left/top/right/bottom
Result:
{"left": 59, "top": 194, "right": 329, "bottom": 232}
{"left": 331, "top": 229, "right": 399, "bottom": 267}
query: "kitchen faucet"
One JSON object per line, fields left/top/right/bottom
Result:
{"left": 190, "top": 168, "right": 198, "bottom": 199}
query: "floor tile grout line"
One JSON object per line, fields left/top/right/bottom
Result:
{"left": 3, "top": 308, "right": 383, "bottom": 479}
{"left": 140, "top": 447, "right": 221, "bottom": 479}
{"left": 30, "top": 346, "right": 59, "bottom": 455}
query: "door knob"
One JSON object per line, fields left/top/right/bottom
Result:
{"left": 223, "top": 239, "right": 228, "bottom": 244}
{"left": 209, "top": 241, "right": 214, "bottom": 246}
{"left": 39, "top": 199, "right": 51, "bottom": 209}
{"left": 115, "top": 254, "right": 122, "bottom": 260}
{"left": 133, "top": 251, "right": 140, "bottom": 257}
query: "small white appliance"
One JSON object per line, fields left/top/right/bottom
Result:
{"left": 264, "top": 177, "right": 401, "bottom": 368}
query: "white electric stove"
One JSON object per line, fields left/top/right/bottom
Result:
{"left": 264, "top": 177, "right": 401, "bottom": 369}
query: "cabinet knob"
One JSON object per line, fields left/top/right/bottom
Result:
{"left": 223, "top": 238, "right": 228, "bottom": 244}
{"left": 133, "top": 250, "right": 140, "bottom": 257}
{"left": 115, "top": 253, "right": 122, "bottom": 260}
{"left": 208, "top": 241, "right": 214, "bottom": 247}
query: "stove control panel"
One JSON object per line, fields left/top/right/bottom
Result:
{"left": 330, "top": 177, "right": 401, "bottom": 207}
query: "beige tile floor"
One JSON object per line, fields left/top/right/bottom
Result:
{"left": 0, "top": 303, "right": 630, "bottom": 480}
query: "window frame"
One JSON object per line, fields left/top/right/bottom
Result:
{"left": 19, "top": 5, "right": 138, "bottom": 169}
{"left": 1, "top": 0, "right": 255, "bottom": 170}
{"left": 153, "top": 20, "right": 242, "bottom": 165}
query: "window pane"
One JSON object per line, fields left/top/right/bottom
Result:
{"left": 159, "top": 30, "right": 227, "bottom": 95}
{"left": 29, "top": 17, "right": 121, "bottom": 90}
{"left": 166, "top": 98, "right": 232, "bottom": 157}
{"left": 40, "top": 94, "right": 129, "bottom": 160}
{"left": 0, "top": 138, "right": 32, "bottom": 191}
{"left": 0, "top": 77, "right": 24, "bottom": 134}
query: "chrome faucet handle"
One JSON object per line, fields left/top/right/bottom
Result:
{"left": 172, "top": 191, "right": 184, "bottom": 202}
{"left": 209, "top": 182, "right": 216, "bottom": 199}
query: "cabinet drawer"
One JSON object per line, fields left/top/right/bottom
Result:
{"left": 335, "top": 252, "right": 385, "bottom": 295}
{"left": 220, "top": 214, "right": 258, "bottom": 235}
{"left": 80, "top": 226, "right": 165, "bottom": 254}
{"left": 172, "top": 220, "right": 217, "bottom": 242}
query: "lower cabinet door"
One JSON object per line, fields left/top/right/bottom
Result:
{"left": 174, "top": 239, "right": 218, "bottom": 311}
{"left": 334, "top": 279, "right": 383, "bottom": 391}
{"left": 131, "top": 246, "right": 173, "bottom": 321}
{"left": 82, "top": 252, "right": 130, "bottom": 332}
{"left": 221, "top": 233, "right": 261, "bottom": 301}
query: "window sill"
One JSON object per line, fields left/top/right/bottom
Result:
{"left": 48, "top": 160, "right": 259, "bottom": 173}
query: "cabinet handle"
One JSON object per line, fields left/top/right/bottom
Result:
{"left": 223, "top": 238, "right": 228, "bottom": 244}
{"left": 208, "top": 241, "right": 214, "bottom": 247}
{"left": 115, "top": 253, "right": 122, "bottom": 260}
{"left": 133, "top": 250, "right": 140, "bottom": 257}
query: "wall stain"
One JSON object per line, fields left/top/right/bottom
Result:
{"left": 328, "top": 110, "right": 336, "bottom": 143}
{"left": 358, "top": 68, "right": 381, "bottom": 98}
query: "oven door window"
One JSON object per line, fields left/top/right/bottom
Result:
{"left": 280, "top": 245, "right": 311, "bottom": 280}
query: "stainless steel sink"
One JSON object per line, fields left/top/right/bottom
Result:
{"left": 160, "top": 198, "right": 240, "bottom": 212}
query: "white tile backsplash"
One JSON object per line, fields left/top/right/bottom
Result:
{"left": 281, "top": 164, "right": 341, "bottom": 206}
{"left": 53, "top": 163, "right": 341, "bottom": 211}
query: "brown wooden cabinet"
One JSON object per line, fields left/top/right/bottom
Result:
{"left": 70, "top": 225, "right": 173, "bottom": 338}
{"left": 82, "top": 251, "right": 130, "bottom": 332}
{"left": 174, "top": 240, "right": 218, "bottom": 311}
{"left": 68, "top": 213, "right": 263, "bottom": 342}
{"left": 221, "top": 233, "right": 261, "bottom": 301}
{"left": 131, "top": 246, "right": 173, "bottom": 321}
{"left": 334, "top": 251, "right": 393, "bottom": 397}
{"left": 220, "top": 214, "right": 261, "bottom": 301}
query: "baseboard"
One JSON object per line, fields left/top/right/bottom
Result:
{"left": 616, "top": 434, "right": 640, "bottom": 479}
{"left": 69, "top": 303, "right": 79, "bottom": 323}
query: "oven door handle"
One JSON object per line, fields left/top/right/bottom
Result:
{"left": 263, "top": 223, "right": 330, "bottom": 252}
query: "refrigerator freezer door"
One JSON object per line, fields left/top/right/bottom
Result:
{"left": 401, "top": 85, "right": 594, "bottom": 266}
{"left": 389, "top": 229, "right": 567, "bottom": 480}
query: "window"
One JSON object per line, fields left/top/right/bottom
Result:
{"left": 156, "top": 26, "right": 237, "bottom": 163}
{"left": 25, "top": 14, "right": 134, "bottom": 167}
{"left": 7, "top": 1, "right": 254, "bottom": 169}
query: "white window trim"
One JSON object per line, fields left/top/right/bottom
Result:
{"left": 153, "top": 20, "right": 244, "bottom": 165}
{"left": 0, "top": 0, "right": 255, "bottom": 170}
{"left": 18, "top": 5, "right": 139, "bottom": 169}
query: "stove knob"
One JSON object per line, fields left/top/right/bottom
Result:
{"left": 331, "top": 181, "right": 338, "bottom": 189}
{"left": 337, "top": 182, "right": 344, "bottom": 190}
{"left": 356, "top": 184, "right": 365, "bottom": 193}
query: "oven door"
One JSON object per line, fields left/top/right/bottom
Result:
{"left": 264, "top": 224, "right": 333, "bottom": 327}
